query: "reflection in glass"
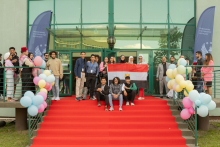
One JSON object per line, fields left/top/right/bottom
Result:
{"left": 59, "top": 74, "right": 70, "bottom": 94}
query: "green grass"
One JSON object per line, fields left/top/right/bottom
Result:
{"left": 197, "top": 123, "right": 220, "bottom": 147}
{"left": 0, "top": 123, "right": 28, "bottom": 147}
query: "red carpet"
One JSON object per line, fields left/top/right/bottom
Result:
{"left": 31, "top": 96, "right": 187, "bottom": 147}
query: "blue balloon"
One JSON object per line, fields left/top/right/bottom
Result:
{"left": 166, "top": 76, "right": 171, "bottom": 82}
{"left": 32, "top": 95, "right": 44, "bottom": 106}
{"left": 49, "top": 70, "right": 52, "bottom": 73}
{"left": 168, "top": 64, "right": 176, "bottom": 70}
{"left": 200, "top": 94, "right": 211, "bottom": 105}
{"left": 200, "top": 92, "right": 206, "bottom": 97}
{"left": 36, "top": 105, "right": 41, "bottom": 109}
{"left": 46, "top": 75, "right": 55, "bottom": 83}
{"left": 40, "top": 69, "right": 45, "bottom": 74}
{"left": 24, "top": 91, "right": 35, "bottom": 98}
{"left": 195, "top": 99, "right": 202, "bottom": 106}
{"left": 28, "top": 105, "right": 38, "bottom": 116}
{"left": 40, "top": 60, "right": 46, "bottom": 68}
{"left": 179, "top": 59, "right": 187, "bottom": 66}
{"left": 20, "top": 96, "right": 32, "bottom": 107}
{"left": 39, "top": 74, "right": 47, "bottom": 80}
{"left": 206, "top": 100, "right": 216, "bottom": 110}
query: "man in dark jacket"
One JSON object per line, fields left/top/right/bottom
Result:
{"left": 0, "top": 54, "right": 3, "bottom": 98}
{"left": 95, "top": 77, "right": 109, "bottom": 111}
{"left": 74, "top": 52, "right": 87, "bottom": 101}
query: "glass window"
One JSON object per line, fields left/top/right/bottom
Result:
{"left": 29, "top": 0, "right": 54, "bottom": 24}
{"left": 142, "top": 0, "right": 168, "bottom": 23}
{"left": 114, "top": 0, "right": 140, "bottom": 23}
{"left": 170, "top": 0, "right": 194, "bottom": 24}
{"left": 82, "top": 0, "right": 108, "bottom": 23}
{"left": 55, "top": 0, "right": 81, "bottom": 24}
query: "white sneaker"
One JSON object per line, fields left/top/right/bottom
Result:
{"left": 55, "top": 97, "right": 60, "bottom": 101}
{"left": 119, "top": 107, "right": 123, "bottom": 111}
{"left": 51, "top": 97, "right": 56, "bottom": 100}
{"left": 131, "top": 103, "right": 135, "bottom": 106}
{"left": 141, "top": 97, "right": 145, "bottom": 99}
{"left": 12, "top": 97, "right": 19, "bottom": 101}
{"left": 138, "top": 97, "right": 142, "bottom": 100}
{"left": 126, "top": 102, "right": 129, "bottom": 106}
{"left": 109, "top": 107, "right": 114, "bottom": 111}
{"left": 93, "top": 96, "right": 96, "bottom": 100}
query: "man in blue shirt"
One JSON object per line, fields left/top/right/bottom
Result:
{"left": 74, "top": 52, "right": 87, "bottom": 101}
{"left": 83, "top": 54, "right": 99, "bottom": 100}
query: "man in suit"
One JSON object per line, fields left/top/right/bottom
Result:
{"left": 156, "top": 57, "right": 170, "bottom": 98}
{"left": 95, "top": 77, "right": 109, "bottom": 111}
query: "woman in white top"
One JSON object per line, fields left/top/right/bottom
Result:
{"left": 128, "top": 56, "right": 134, "bottom": 64}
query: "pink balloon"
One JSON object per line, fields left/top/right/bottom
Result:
{"left": 182, "top": 97, "right": 193, "bottom": 109}
{"left": 180, "top": 109, "right": 191, "bottom": 120}
{"left": 32, "top": 68, "right": 41, "bottom": 77}
{"left": 33, "top": 77, "right": 41, "bottom": 85}
{"left": 34, "top": 56, "right": 43, "bottom": 67}
{"left": 37, "top": 91, "right": 47, "bottom": 101}
{"left": 182, "top": 74, "right": 186, "bottom": 78}
{"left": 173, "top": 83, "right": 178, "bottom": 90}
{"left": 46, "top": 84, "right": 52, "bottom": 91}
{"left": 43, "top": 101, "right": 47, "bottom": 109}
{"left": 188, "top": 107, "right": 195, "bottom": 114}
{"left": 38, "top": 104, "right": 45, "bottom": 113}
{"left": 45, "top": 82, "right": 50, "bottom": 89}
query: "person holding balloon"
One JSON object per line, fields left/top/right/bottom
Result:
{"left": 19, "top": 47, "right": 34, "bottom": 95}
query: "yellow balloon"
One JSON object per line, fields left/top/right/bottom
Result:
{"left": 186, "top": 83, "right": 194, "bottom": 92}
{"left": 184, "top": 90, "right": 189, "bottom": 97}
{"left": 170, "top": 79, "right": 176, "bottom": 88}
{"left": 175, "top": 74, "right": 184, "bottom": 84}
{"left": 179, "top": 80, "right": 187, "bottom": 89}
{"left": 167, "top": 81, "right": 172, "bottom": 89}
{"left": 51, "top": 82, "right": 55, "bottom": 86}
{"left": 186, "top": 67, "right": 192, "bottom": 73}
{"left": 38, "top": 80, "right": 46, "bottom": 89}
{"left": 175, "top": 85, "right": 183, "bottom": 92}
{"left": 166, "top": 69, "right": 174, "bottom": 79}
{"left": 177, "top": 58, "right": 183, "bottom": 66}
{"left": 172, "top": 68, "right": 179, "bottom": 78}
{"left": 177, "top": 65, "right": 186, "bottom": 74}
{"left": 40, "top": 88, "right": 48, "bottom": 94}
{"left": 43, "top": 70, "right": 51, "bottom": 77}
{"left": 186, "top": 80, "right": 193, "bottom": 85}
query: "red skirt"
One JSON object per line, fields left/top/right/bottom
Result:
{"left": 139, "top": 88, "right": 144, "bottom": 97}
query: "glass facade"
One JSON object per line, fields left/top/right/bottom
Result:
{"left": 28, "top": 0, "right": 196, "bottom": 96}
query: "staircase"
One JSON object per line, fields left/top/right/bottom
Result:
{"left": 30, "top": 96, "right": 195, "bottom": 147}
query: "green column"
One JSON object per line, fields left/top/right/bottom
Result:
{"left": 167, "top": 0, "right": 170, "bottom": 62}
{"left": 108, "top": 0, "right": 114, "bottom": 49}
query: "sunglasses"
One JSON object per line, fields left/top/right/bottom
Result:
{"left": 139, "top": 58, "right": 142, "bottom": 59}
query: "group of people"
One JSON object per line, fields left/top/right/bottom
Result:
{"left": 157, "top": 51, "right": 214, "bottom": 98}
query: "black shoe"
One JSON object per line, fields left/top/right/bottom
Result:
{"left": 160, "top": 96, "right": 163, "bottom": 99}
{"left": 166, "top": 96, "right": 169, "bottom": 98}
{"left": 76, "top": 97, "right": 81, "bottom": 101}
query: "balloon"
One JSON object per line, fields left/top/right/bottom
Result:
{"left": 39, "top": 74, "right": 47, "bottom": 80}
{"left": 40, "top": 88, "right": 48, "bottom": 94}
{"left": 200, "top": 92, "right": 206, "bottom": 98}
{"left": 173, "top": 83, "right": 178, "bottom": 91}
{"left": 46, "top": 84, "right": 52, "bottom": 91}
{"left": 32, "top": 68, "right": 41, "bottom": 77}
{"left": 44, "top": 82, "right": 50, "bottom": 89}
{"left": 38, "top": 104, "right": 45, "bottom": 113}
{"left": 166, "top": 69, "right": 174, "bottom": 79}
{"left": 36, "top": 105, "right": 41, "bottom": 109}
{"left": 37, "top": 91, "right": 47, "bottom": 101}
{"left": 186, "top": 83, "right": 194, "bottom": 92}
{"left": 38, "top": 79, "right": 46, "bottom": 89}
{"left": 32, "top": 95, "right": 44, "bottom": 106}
{"left": 175, "top": 85, "right": 183, "bottom": 92}
{"left": 40, "top": 60, "right": 46, "bottom": 68}
{"left": 43, "top": 70, "right": 51, "bottom": 77}
{"left": 206, "top": 100, "right": 216, "bottom": 110}
{"left": 46, "top": 75, "right": 55, "bottom": 83}
{"left": 184, "top": 90, "right": 189, "bottom": 97}
{"left": 40, "top": 69, "right": 45, "bottom": 74}
{"left": 186, "top": 80, "right": 193, "bottom": 85}
{"left": 24, "top": 91, "right": 35, "bottom": 98}
{"left": 170, "top": 79, "right": 176, "bottom": 88}
{"left": 200, "top": 94, "right": 211, "bottom": 105}
{"left": 168, "top": 64, "right": 176, "bottom": 70}
{"left": 43, "top": 101, "right": 47, "bottom": 109}
{"left": 175, "top": 74, "right": 184, "bottom": 84}
{"left": 182, "top": 97, "right": 193, "bottom": 108}
{"left": 177, "top": 65, "right": 186, "bottom": 74}
{"left": 20, "top": 96, "right": 32, "bottom": 107}
{"left": 180, "top": 109, "right": 191, "bottom": 120}
{"left": 172, "top": 68, "right": 179, "bottom": 77}
{"left": 34, "top": 56, "right": 43, "bottom": 67}
{"left": 179, "top": 80, "right": 187, "bottom": 89}
{"left": 179, "top": 59, "right": 187, "bottom": 66}
{"left": 33, "top": 77, "right": 41, "bottom": 85}
{"left": 49, "top": 70, "right": 52, "bottom": 73}
{"left": 188, "top": 108, "right": 195, "bottom": 114}
{"left": 197, "top": 105, "right": 209, "bottom": 117}
{"left": 28, "top": 105, "right": 38, "bottom": 116}
{"left": 166, "top": 76, "right": 171, "bottom": 82}
{"left": 177, "top": 58, "right": 183, "bottom": 66}
{"left": 195, "top": 99, "right": 202, "bottom": 106}
{"left": 188, "top": 90, "right": 200, "bottom": 102}
{"left": 167, "top": 81, "right": 172, "bottom": 89}
{"left": 51, "top": 82, "right": 55, "bottom": 86}
{"left": 186, "top": 67, "right": 192, "bottom": 73}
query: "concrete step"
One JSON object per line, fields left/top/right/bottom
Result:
{"left": 183, "top": 136, "right": 195, "bottom": 144}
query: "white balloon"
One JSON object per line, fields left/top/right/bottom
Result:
{"left": 206, "top": 100, "right": 216, "bottom": 111}
{"left": 200, "top": 94, "right": 211, "bottom": 105}
{"left": 197, "top": 105, "right": 209, "bottom": 117}
{"left": 188, "top": 90, "right": 200, "bottom": 102}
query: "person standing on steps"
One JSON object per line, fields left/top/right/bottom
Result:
{"left": 122, "top": 76, "right": 137, "bottom": 106}
{"left": 195, "top": 51, "right": 204, "bottom": 90}
{"left": 118, "top": 55, "right": 126, "bottom": 63}
{"left": 83, "top": 54, "right": 99, "bottom": 100}
{"left": 109, "top": 56, "right": 115, "bottom": 64}
{"left": 170, "top": 56, "right": 177, "bottom": 65}
{"left": 156, "top": 56, "right": 170, "bottom": 98}
{"left": 128, "top": 56, "right": 134, "bottom": 64}
{"left": 108, "top": 77, "right": 123, "bottom": 111}
{"left": 0, "top": 54, "right": 3, "bottom": 99}
{"left": 44, "top": 53, "right": 49, "bottom": 63}
{"left": 74, "top": 52, "right": 87, "bottom": 101}
{"left": 95, "top": 77, "right": 110, "bottom": 111}
{"left": 46, "top": 51, "right": 63, "bottom": 101}
{"left": 99, "top": 57, "right": 109, "bottom": 83}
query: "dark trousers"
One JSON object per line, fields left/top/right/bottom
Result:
{"left": 86, "top": 73, "right": 96, "bottom": 97}
{"left": 95, "top": 92, "right": 109, "bottom": 106}
{"left": 0, "top": 75, "right": 3, "bottom": 95}
{"left": 21, "top": 72, "right": 33, "bottom": 95}
{"left": 123, "top": 90, "right": 136, "bottom": 103}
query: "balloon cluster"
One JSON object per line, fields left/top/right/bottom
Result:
{"left": 32, "top": 56, "right": 47, "bottom": 77}
{"left": 166, "top": 58, "right": 193, "bottom": 95}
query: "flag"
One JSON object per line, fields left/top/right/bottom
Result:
{"left": 107, "top": 63, "right": 148, "bottom": 88}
